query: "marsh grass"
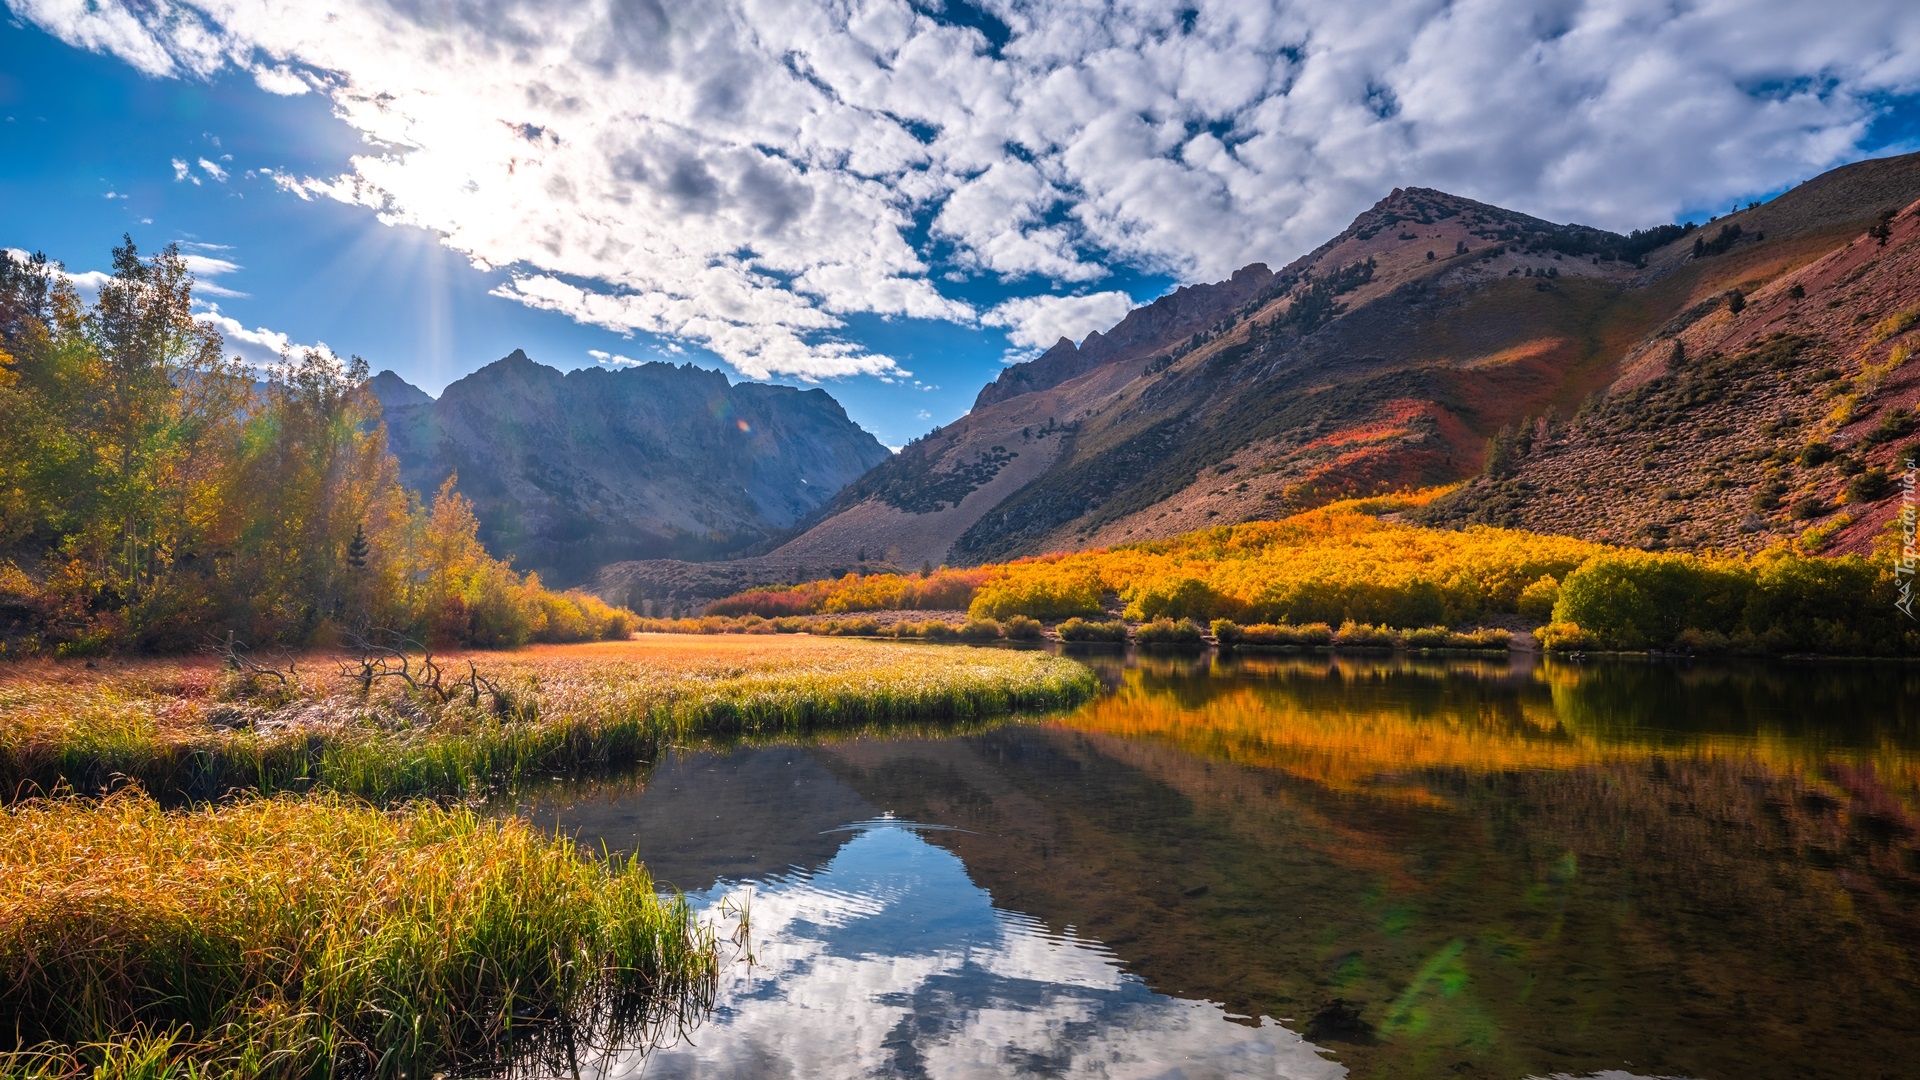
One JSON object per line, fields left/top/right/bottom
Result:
{"left": 0, "top": 790, "right": 716, "bottom": 1079}
{"left": 0, "top": 638, "right": 1098, "bottom": 803}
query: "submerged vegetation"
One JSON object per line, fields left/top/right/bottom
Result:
{"left": 0, "top": 790, "right": 715, "bottom": 1079}
{"left": 708, "top": 491, "right": 1917, "bottom": 656}
{"left": 0, "top": 637, "right": 1098, "bottom": 802}
{"left": 0, "top": 243, "right": 633, "bottom": 656}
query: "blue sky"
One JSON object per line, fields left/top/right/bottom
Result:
{"left": 5, "top": 1, "right": 1919, "bottom": 447}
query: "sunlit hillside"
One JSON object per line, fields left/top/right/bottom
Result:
{"left": 708, "top": 490, "right": 1911, "bottom": 655}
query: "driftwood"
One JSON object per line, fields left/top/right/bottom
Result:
{"left": 339, "top": 628, "right": 514, "bottom": 713}
{"left": 204, "top": 630, "right": 297, "bottom": 687}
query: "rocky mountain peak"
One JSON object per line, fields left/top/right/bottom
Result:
{"left": 973, "top": 261, "right": 1275, "bottom": 410}
{"left": 366, "top": 369, "right": 432, "bottom": 410}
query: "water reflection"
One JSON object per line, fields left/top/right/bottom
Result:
{"left": 521, "top": 655, "right": 1920, "bottom": 1080}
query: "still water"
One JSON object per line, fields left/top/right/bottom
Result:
{"left": 522, "top": 651, "right": 1920, "bottom": 1079}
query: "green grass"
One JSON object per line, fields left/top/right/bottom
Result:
{"left": 0, "top": 790, "right": 716, "bottom": 1079}
{"left": 0, "top": 638, "right": 1099, "bottom": 803}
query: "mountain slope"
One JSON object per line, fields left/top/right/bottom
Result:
{"left": 377, "top": 352, "right": 890, "bottom": 583}
{"left": 773, "top": 151, "right": 1920, "bottom": 566}
{"left": 1420, "top": 177, "right": 1920, "bottom": 555}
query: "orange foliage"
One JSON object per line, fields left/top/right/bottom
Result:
{"left": 706, "top": 568, "right": 990, "bottom": 617}
{"left": 967, "top": 489, "right": 1602, "bottom": 626}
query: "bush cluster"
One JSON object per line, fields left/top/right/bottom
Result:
{"left": 1542, "top": 549, "right": 1910, "bottom": 654}
{"left": 1133, "top": 617, "right": 1205, "bottom": 646}
{"left": 1057, "top": 618, "right": 1128, "bottom": 643}
{"left": 1211, "top": 619, "right": 1509, "bottom": 652}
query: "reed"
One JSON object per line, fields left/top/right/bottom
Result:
{"left": 0, "top": 638, "right": 1098, "bottom": 803}
{"left": 0, "top": 790, "right": 716, "bottom": 1079}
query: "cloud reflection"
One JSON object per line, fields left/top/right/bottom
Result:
{"left": 620, "top": 823, "right": 1346, "bottom": 1079}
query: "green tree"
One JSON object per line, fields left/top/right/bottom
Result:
{"left": 83, "top": 238, "right": 249, "bottom": 624}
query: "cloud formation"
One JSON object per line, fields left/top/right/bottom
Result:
{"left": 192, "top": 302, "right": 334, "bottom": 368}
{"left": 983, "top": 290, "right": 1137, "bottom": 353}
{"left": 12, "top": 0, "right": 1920, "bottom": 382}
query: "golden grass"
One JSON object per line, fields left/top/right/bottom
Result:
{"left": 0, "top": 637, "right": 1098, "bottom": 802}
{"left": 0, "top": 790, "right": 715, "bottom": 1079}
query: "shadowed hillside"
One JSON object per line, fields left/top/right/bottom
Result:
{"left": 376, "top": 351, "right": 891, "bottom": 584}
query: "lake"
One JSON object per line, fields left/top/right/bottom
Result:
{"left": 517, "top": 649, "right": 1920, "bottom": 1079}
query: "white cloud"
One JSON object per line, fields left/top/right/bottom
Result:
{"left": 171, "top": 157, "right": 192, "bottom": 182}
{"left": 14, "top": 0, "right": 1920, "bottom": 381}
{"left": 180, "top": 254, "right": 238, "bottom": 277}
{"left": 197, "top": 157, "right": 227, "bottom": 182}
{"left": 173, "top": 252, "right": 248, "bottom": 297}
{"left": 982, "top": 290, "right": 1137, "bottom": 351}
{"left": 251, "top": 63, "right": 308, "bottom": 95}
{"left": 192, "top": 302, "right": 334, "bottom": 368}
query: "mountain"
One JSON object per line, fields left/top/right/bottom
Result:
{"left": 1417, "top": 159, "right": 1920, "bottom": 555}
{"left": 366, "top": 368, "right": 432, "bottom": 409}
{"left": 769, "top": 151, "right": 1920, "bottom": 566}
{"left": 374, "top": 351, "right": 891, "bottom": 583}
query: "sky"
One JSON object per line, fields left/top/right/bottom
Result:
{"left": 4, "top": 1, "right": 1920, "bottom": 447}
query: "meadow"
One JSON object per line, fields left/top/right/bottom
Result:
{"left": 0, "top": 635, "right": 1095, "bottom": 1077}
{"left": 0, "top": 636, "right": 1096, "bottom": 803}
{"left": 706, "top": 491, "right": 1916, "bottom": 656}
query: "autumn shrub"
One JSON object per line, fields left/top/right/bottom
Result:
{"left": 958, "top": 618, "right": 1003, "bottom": 642}
{"left": 1848, "top": 468, "right": 1893, "bottom": 502}
{"left": 1133, "top": 617, "right": 1204, "bottom": 646}
{"left": 1216, "top": 621, "right": 1334, "bottom": 649}
{"left": 1402, "top": 625, "right": 1451, "bottom": 649}
{"left": 890, "top": 619, "right": 961, "bottom": 641}
{"left": 1333, "top": 621, "right": 1397, "bottom": 649}
{"left": 1057, "top": 618, "right": 1128, "bottom": 643}
{"left": 1535, "top": 621, "right": 1599, "bottom": 651}
{"left": 1444, "top": 628, "right": 1512, "bottom": 650}
{"left": 1789, "top": 496, "right": 1827, "bottom": 521}
{"left": 1001, "top": 615, "right": 1044, "bottom": 641}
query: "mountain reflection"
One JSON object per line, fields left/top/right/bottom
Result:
{"left": 523, "top": 656, "right": 1920, "bottom": 1080}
